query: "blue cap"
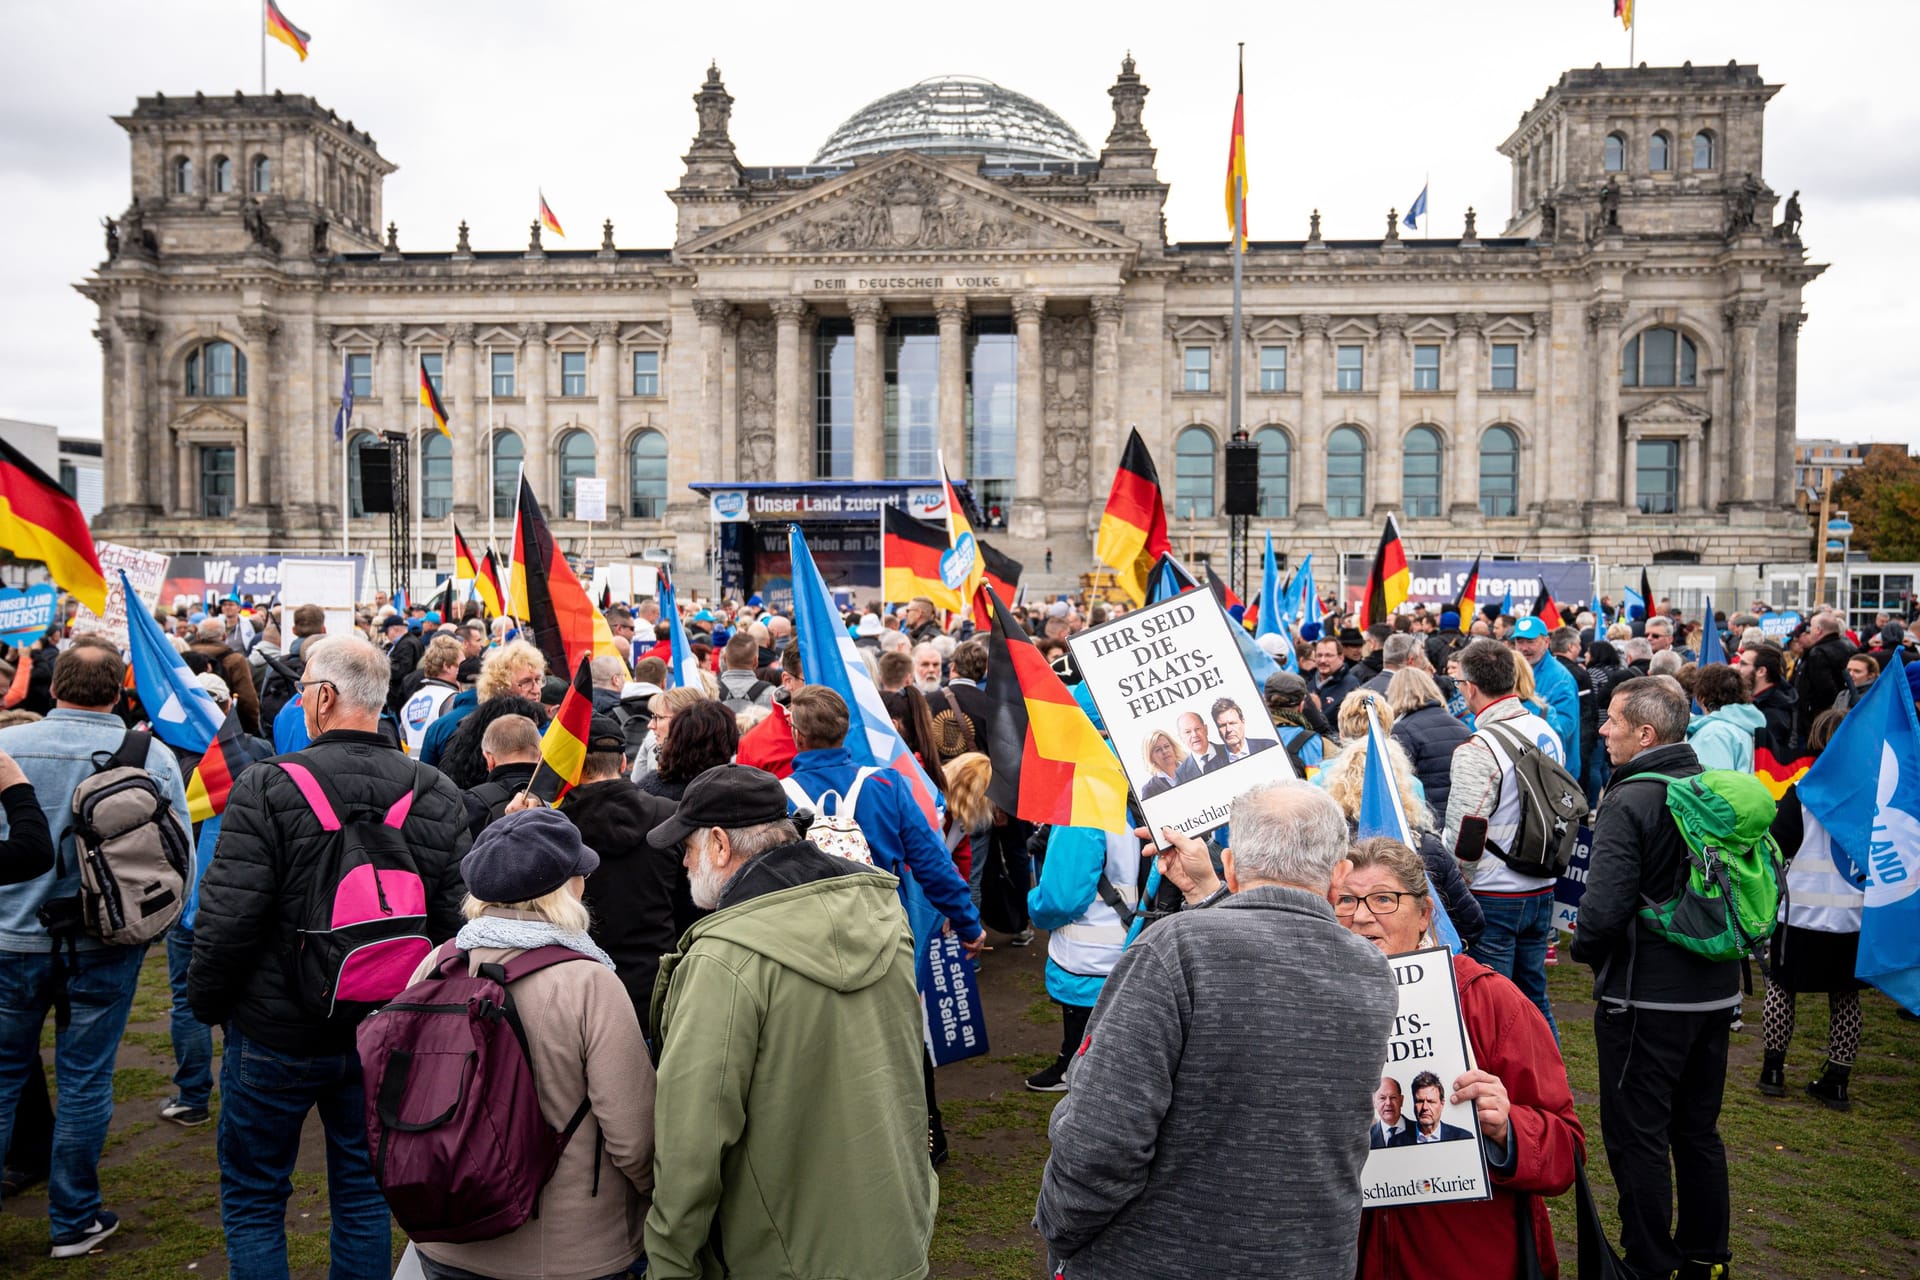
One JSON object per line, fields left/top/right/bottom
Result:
{"left": 1440, "top": 610, "right": 1460, "bottom": 631}
{"left": 693, "top": 609, "right": 716, "bottom": 623}
{"left": 1511, "top": 616, "right": 1549, "bottom": 640}
{"left": 1300, "top": 622, "right": 1322, "bottom": 643}
{"left": 424, "top": 611, "right": 442, "bottom": 625}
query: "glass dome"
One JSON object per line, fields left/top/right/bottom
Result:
{"left": 813, "top": 75, "right": 1095, "bottom": 168}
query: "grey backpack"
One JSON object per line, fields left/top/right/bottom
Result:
{"left": 66, "top": 729, "right": 192, "bottom": 946}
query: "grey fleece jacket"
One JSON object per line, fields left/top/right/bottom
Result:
{"left": 1036, "top": 884, "right": 1398, "bottom": 1279}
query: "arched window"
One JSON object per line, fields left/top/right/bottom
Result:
{"left": 347, "top": 431, "right": 379, "bottom": 518}
{"left": 1326, "top": 425, "right": 1367, "bottom": 518}
{"left": 1691, "top": 130, "right": 1715, "bottom": 171}
{"left": 212, "top": 155, "right": 234, "bottom": 194}
{"left": 1402, "top": 426, "right": 1443, "bottom": 518}
{"left": 252, "top": 155, "right": 272, "bottom": 193}
{"left": 1254, "top": 426, "right": 1290, "bottom": 518}
{"left": 183, "top": 340, "right": 247, "bottom": 398}
{"left": 420, "top": 433, "right": 452, "bottom": 521}
{"left": 1173, "top": 427, "right": 1215, "bottom": 520}
{"left": 491, "top": 431, "right": 523, "bottom": 520}
{"left": 628, "top": 430, "right": 668, "bottom": 519}
{"left": 1479, "top": 426, "right": 1521, "bottom": 518}
{"left": 1621, "top": 327, "right": 1699, "bottom": 388}
{"left": 1649, "top": 132, "right": 1671, "bottom": 172}
{"left": 557, "top": 429, "right": 596, "bottom": 518}
{"left": 173, "top": 156, "right": 193, "bottom": 194}
{"left": 1603, "top": 133, "right": 1625, "bottom": 173}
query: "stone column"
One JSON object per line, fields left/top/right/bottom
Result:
{"left": 592, "top": 321, "right": 621, "bottom": 515}
{"left": 935, "top": 295, "right": 968, "bottom": 474}
{"left": 113, "top": 316, "right": 157, "bottom": 514}
{"left": 1684, "top": 433, "right": 1705, "bottom": 513}
{"left": 1374, "top": 313, "right": 1405, "bottom": 517}
{"left": 519, "top": 321, "right": 550, "bottom": 505}
{"left": 1013, "top": 293, "right": 1045, "bottom": 502}
{"left": 1090, "top": 296, "right": 1125, "bottom": 490}
{"left": 1296, "top": 313, "right": 1329, "bottom": 517}
{"left": 1776, "top": 311, "right": 1804, "bottom": 507}
{"left": 1449, "top": 313, "right": 1484, "bottom": 514}
{"left": 1585, "top": 302, "right": 1626, "bottom": 508}
{"left": 450, "top": 324, "right": 479, "bottom": 519}
{"left": 240, "top": 313, "right": 278, "bottom": 520}
{"left": 849, "top": 297, "right": 887, "bottom": 480}
{"left": 1725, "top": 298, "right": 1766, "bottom": 505}
{"left": 1530, "top": 312, "right": 1554, "bottom": 511}
{"left": 694, "top": 300, "right": 733, "bottom": 488}
{"left": 770, "top": 299, "right": 811, "bottom": 481}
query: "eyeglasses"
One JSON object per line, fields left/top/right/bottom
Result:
{"left": 295, "top": 679, "right": 336, "bottom": 696}
{"left": 1332, "top": 890, "right": 1422, "bottom": 918}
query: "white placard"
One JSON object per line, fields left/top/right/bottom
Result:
{"left": 1067, "top": 593, "right": 1296, "bottom": 843}
{"left": 1359, "top": 946, "right": 1493, "bottom": 1209}
{"left": 278, "top": 558, "right": 360, "bottom": 638}
{"left": 573, "top": 477, "right": 608, "bottom": 522}
{"left": 71, "top": 541, "right": 168, "bottom": 647}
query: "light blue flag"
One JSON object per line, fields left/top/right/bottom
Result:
{"left": 1258, "top": 533, "right": 1285, "bottom": 640}
{"left": 1799, "top": 660, "right": 1920, "bottom": 1013}
{"left": 1295, "top": 554, "right": 1318, "bottom": 626}
{"left": 658, "top": 568, "right": 704, "bottom": 691}
{"left": 1501, "top": 588, "right": 1513, "bottom": 619}
{"left": 1622, "top": 584, "right": 1645, "bottom": 620}
{"left": 123, "top": 570, "right": 224, "bottom": 753}
{"left": 1699, "top": 595, "right": 1726, "bottom": 665}
{"left": 1591, "top": 584, "right": 1606, "bottom": 632}
{"left": 1403, "top": 183, "right": 1428, "bottom": 231}
{"left": 1355, "top": 702, "right": 1462, "bottom": 952}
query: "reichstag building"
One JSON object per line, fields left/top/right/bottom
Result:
{"left": 81, "top": 57, "right": 1822, "bottom": 577}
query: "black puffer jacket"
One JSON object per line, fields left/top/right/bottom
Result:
{"left": 1793, "top": 632, "right": 1854, "bottom": 745}
{"left": 189, "top": 729, "right": 469, "bottom": 1055}
{"left": 565, "top": 778, "right": 686, "bottom": 1020}
{"left": 1389, "top": 700, "right": 1470, "bottom": 814}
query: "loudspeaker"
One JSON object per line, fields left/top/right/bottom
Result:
{"left": 358, "top": 443, "right": 395, "bottom": 513}
{"left": 1222, "top": 440, "right": 1260, "bottom": 516}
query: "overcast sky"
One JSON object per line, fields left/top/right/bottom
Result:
{"left": 2, "top": 0, "right": 1915, "bottom": 451}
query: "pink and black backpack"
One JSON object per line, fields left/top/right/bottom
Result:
{"left": 276, "top": 756, "right": 435, "bottom": 1024}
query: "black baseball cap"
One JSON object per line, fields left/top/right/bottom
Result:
{"left": 646, "top": 764, "right": 791, "bottom": 850}
{"left": 586, "top": 714, "right": 626, "bottom": 754}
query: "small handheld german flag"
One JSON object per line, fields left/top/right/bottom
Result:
{"left": 1451, "top": 554, "right": 1481, "bottom": 633}
{"left": 265, "top": 0, "right": 310, "bottom": 61}
{"left": 453, "top": 525, "right": 478, "bottom": 581}
{"left": 1531, "top": 583, "right": 1563, "bottom": 631}
{"left": 1358, "top": 514, "right": 1409, "bottom": 629}
{"left": 539, "top": 191, "right": 565, "bottom": 238}
{"left": 474, "top": 548, "right": 505, "bottom": 619}
{"left": 527, "top": 655, "right": 594, "bottom": 804}
{"left": 187, "top": 706, "right": 269, "bottom": 823}
{"left": 419, "top": 362, "right": 450, "bottom": 438}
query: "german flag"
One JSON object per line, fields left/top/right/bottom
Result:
{"left": 599, "top": 582, "right": 613, "bottom": 612}
{"left": 881, "top": 506, "right": 960, "bottom": 610}
{"left": 0, "top": 436, "right": 107, "bottom": 615}
{"left": 974, "top": 582, "right": 1129, "bottom": 832}
{"left": 1450, "top": 554, "right": 1481, "bottom": 633}
{"left": 1531, "top": 583, "right": 1563, "bottom": 631}
{"left": 1224, "top": 54, "right": 1248, "bottom": 247}
{"left": 511, "top": 476, "right": 625, "bottom": 679}
{"left": 979, "top": 539, "right": 1022, "bottom": 604}
{"left": 538, "top": 190, "right": 565, "bottom": 238}
{"left": 1205, "top": 564, "right": 1243, "bottom": 612}
{"left": 1357, "top": 514, "right": 1409, "bottom": 629}
{"left": 453, "top": 525, "right": 479, "bottom": 581}
{"left": 1755, "top": 747, "right": 1812, "bottom": 803}
{"left": 419, "top": 362, "right": 450, "bottom": 438}
{"left": 528, "top": 656, "right": 593, "bottom": 804}
{"left": 1615, "top": 0, "right": 1633, "bottom": 32}
{"left": 941, "top": 462, "right": 984, "bottom": 611}
{"left": 265, "top": 0, "right": 310, "bottom": 61}
{"left": 186, "top": 706, "right": 264, "bottom": 824}
{"left": 1640, "top": 568, "right": 1654, "bottom": 621}
{"left": 473, "top": 548, "right": 505, "bottom": 619}
{"left": 1096, "top": 428, "right": 1171, "bottom": 606}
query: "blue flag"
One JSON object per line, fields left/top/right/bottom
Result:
{"left": 1355, "top": 702, "right": 1462, "bottom": 952}
{"left": 1500, "top": 588, "right": 1513, "bottom": 618}
{"left": 1147, "top": 553, "right": 1197, "bottom": 606}
{"left": 1258, "top": 533, "right": 1285, "bottom": 639}
{"left": 1402, "top": 183, "right": 1428, "bottom": 231}
{"left": 1294, "top": 554, "right": 1318, "bottom": 626}
{"left": 1622, "top": 584, "right": 1645, "bottom": 621}
{"left": 657, "top": 568, "right": 704, "bottom": 691}
{"left": 1699, "top": 595, "right": 1726, "bottom": 665}
{"left": 123, "top": 571, "right": 225, "bottom": 753}
{"left": 1591, "top": 584, "right": 1606, "bottom": 632}
{"left": 333, "top": 354, "right": 354, "bottom": 442}
{"left": 1799, "top": 661, "right": 1920, "bottom": 1013}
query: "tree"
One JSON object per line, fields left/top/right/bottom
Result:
{"left": 1833, "top": 447, "right": 1920, "bottom": 561}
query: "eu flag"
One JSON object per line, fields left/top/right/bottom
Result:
{"left": 1402, "top": 183, "right": 1428, "bottom": 231}
{"left": 332, "top": 354, "right": 353, "bottom": 442}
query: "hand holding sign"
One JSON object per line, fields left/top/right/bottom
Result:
{"left": 1449, "top": 1068, "right": 1511, "bottom": 1153}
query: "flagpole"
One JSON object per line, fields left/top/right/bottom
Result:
{"left": 486, "top": 343, "right": 496, "bottom": 553}
{"left": 1424, "top": 172, "right": 1430, "bottom": 240}
{"left": 1229, "top": 43, "right": 1245, "bottom": 453}
{"left": 414, "top": 349, "right": 423, "bottom": 592}
{"left": 260, "top": 0, "right": 267, "bottom": 95}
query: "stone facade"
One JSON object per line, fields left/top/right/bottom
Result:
{"left": 80, "top": 59, "right": 1823, "bottom": 575}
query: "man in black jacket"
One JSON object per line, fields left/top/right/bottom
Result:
{"left": 1745, "top": 645, "right": 1797, "bottom": 759}
{"left": 1792, "top": 613, "right": 1853, "bottom": 747}
{"left": 189, "top": 635, "right": 468, "bottom": 1280}
{"left": 1572, "top": 676, "right": 1735, "bottom": 1280}
{"left": 461, "top": 713, "right": 542, "bottom": 837}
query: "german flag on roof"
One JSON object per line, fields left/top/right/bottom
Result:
{"left": 539, "top": 191, "right": 565, "bottom": 238}
{"left": 1358, "top": 514, "right": 1409, "bottom": 629}
{"left": 975, "top": 582, "right": 1128, "bottom": 832}
{"left": 881, "top": 505, "right": 960, "bottom": 611}
{"left": 1096, "top": 428, "right": 1171, "bottom": 606}
{"left": 528, "top": 656, "right": 593, "bottom": 804}
{"left": 0, "top": 436, "right": 107, "bottom": 615}
{"left": 419, "top": 362, "right": 450, "bottom": 438}
{"left": 265, "top": 0, "right": 310, "bottom": 61}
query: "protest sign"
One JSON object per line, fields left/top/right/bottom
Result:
{"left": 572, "top": 477, "right": 608, "bottom": 522}
{"left": 1553, "top": 824, "right": 1595, "bottom": 936}
{"left": 0, "top": 585, "right": 58, "bottom": 646}
{"left": 278, "top": 558, "right": 360, "bottom": 637}
{"left": 69, "top": 541, "right": 168, "bottom": 647}
{"left": 919, "top": 925, "right": 988, "bottom": 1067}
{"left": 1068, "top": 592, "right": 1296, "bottom": 844}
{"left": 1360, "top": 946, "right": 1492, "bottom": 1209}
{"left": 1759, "top": 611, "right": 1801, "bottom": 641}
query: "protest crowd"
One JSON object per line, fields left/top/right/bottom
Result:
{"left": 0, "top": 430, "right": 1916, "bottom": 1280}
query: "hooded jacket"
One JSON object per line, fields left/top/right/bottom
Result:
{"left": 644, "top": 841, "right": 936, "bottom": 1280}
{"left": 1686, "top": 702, "right": 1766, "bottom": 773}
{"left": 1794, "top": 631, "right": 1854, "bottom": 742}
{"left": 1751, "top": 682, "right": 1798, "bottom": 759}
{"left": 566, "top": 778, "right": 683, "bottom": 1017}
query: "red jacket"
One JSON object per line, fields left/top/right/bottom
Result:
{"left": 1355, "top": 954, "right": 1584, "bottom": 1280}
{"left": 736, "top": 698, "right": 796, "bottom": 779}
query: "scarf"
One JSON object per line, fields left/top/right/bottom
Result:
{"left": 454, "top": 914, "right": 617, "bottom": 969}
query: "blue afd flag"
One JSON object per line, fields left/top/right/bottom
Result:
{"left": 1355, "top": 701, "right": 1462, "bottom": 951}
{"left": 1501, "top": 588, "right": 1513, "bottom": 618}
{"left": 123, "top": 571, "right": 224, "bottom": 753}
{"left": 1591, "top": 585, "right": 1606, "bottom": 631}
{"left": 332, "top": 355, "right": 353, "bottom": 442}
{"left": 1147, "top": 553, "right": 1197, "bottom": 606}
{"left": 1800, "top": 661, "right": 1920, "bottom": 1013}
{"left": 1403, "top": 183, "right": 1428, "bottom": 231}
{"left": 1294, "top": 554, "right": 1318, "bottom": 625}
{"left": 1699, "top": 595, "right": 1726, "bottom": 665}
{"left": 657, "top": 568, "right": 703, "bottom": 690}
{"left": 1622, "top": 583, "right": 1645, "bottom": 621}
{"left": 1258, "top": 533, "right": 1285, "bottom": 640}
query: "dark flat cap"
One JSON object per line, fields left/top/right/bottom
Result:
{"left": 646, "top": 764, "right": 791, "bottom": 850}
{"left": 463, "top": 807, "right": 599, "bottom": 904}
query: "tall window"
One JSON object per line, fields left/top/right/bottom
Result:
{"left": 1335, "top": 345, "right": 1364, "bottom": 392}
{"left": 172, "top": 156, "right": 193, "bottom": 194}
{"left": 1412, "top": 344, "right": 1441, "bottom": 391}
{"left": 491, "top": 351, "right": 516, "bottom": 396}
{"left": 1174, "top": 427, "right": 1216, "bottom": 519}
{"left": 560, "top": 351, "right": 587, "bottom": 397}
{"left": 629, "top": 430, "right": 667, "bottom": 518}
{"left": 199, "top": 445, "right": 236, "bottom": 517}
{"left": 252, "top": 155, "right": 272, "bottom": 193}
{"left": 1621, "top": 327, "right": 1698, "bottom": 388}
{"left": 1258, "top": 346, "right": 1287, "bottom": 392}
{"left": 347, "top": 352, "right": 372, "bottom": 398}
{"left": 1636, "top": 440, "right": 1680, "bottom": 514}
{"left": 347, "top": 431, "right": 378, "bottom": 517}
{"left": 1254, "top": 426, "right": 1290, "bottom": 518}
{"left": 1603, "top": 133, "right": 1625, "bottom": 172}
{"left": 1692, "top": 130, "right": 1715, "bottom": 171}
{"left": 1326, "top": 425, "right": 1366, "bottom": 518}
{"left": 967, "top": 316, "right": 1017, "bottom": 522}
{"left": 1479, "top": 425, "right": 1520, "bottom": 517}
{"left": 632, "top": 350, "right": 660, "bottom": 396}
{"left": 184, "top": 341, "right": 247, "bottom": 398}
{"left": 1649, "top": 131, "right": 1671, "bottom": 172}
{"left": 814, "top": 318, "right": 854, "bottom": 478}
{"left": 491, "top": 431, "right": 523, "bottom": 519}
{"left": 884, "top": 317, "right": 939, "bottom": 479}
{"left": 557, "top": 430, "right": 595, "bottom": 517}
{"left": 1402, "top": 427, "right": 1443, "bottom": 518}
{"left": 419, "top": 351, "right": 444, "bottom": 396}
{"left": 420, "top": 433, "right": 452, "bottom": 520}
{"left": 1491, "top": 343, "right": 1519, "bottom": 391}
{"left": 1183, "top": 346, "right": 1212, "bottom": 393}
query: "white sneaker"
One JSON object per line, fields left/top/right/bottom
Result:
{"left": 50, "top": 1211, "right": 119, "bottom": 1259}
{"left": 1008, "top": 928, "right": 1035, "bottom": 947}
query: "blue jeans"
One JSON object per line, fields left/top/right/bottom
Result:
{"left": 0, "top": 944, "right": 147, "bottom": 1238}
{"left": 165, "top": 925, "right": 213, "bottom": 1109}
{"left": 218, "top": 1025, "right": 392, "bottom": 1280}
{"left": 1471, "top": 890, "right": 1559, "bottom": 1038}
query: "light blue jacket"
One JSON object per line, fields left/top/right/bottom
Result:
{"left": 1687, "top": 702, "right": 1766, "bottom": 773}
{"left": 1028, "top": 825, "right": 1138, "bottom": 1007}
{"left": 0, "top": 709, "right": 191, "bottom": 952}
{"left": 1529, "top": 650, "right": 1583, "bottom": 781}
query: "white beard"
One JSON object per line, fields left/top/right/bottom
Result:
{"left": 915, "top": 674, "right": 942, "bottom": 694}
{"left": 688, "top": 838, "right": 729, "bottom": 911}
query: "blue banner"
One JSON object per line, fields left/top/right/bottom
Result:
{"left": 914, "top": 887, "right": 989, "bottom": 1067}
{"left": 0, "top": 585, "right": 57, "bottom": 646}
{"left": 1553, "top": 824, "right": 1595, "bottom": 935}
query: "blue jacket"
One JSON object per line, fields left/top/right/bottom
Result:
{"left": 1529, "top": 650, "right": 1582, "bottom": 781}
{"left": 273, "top": 693, "right": 310, "bottom": 753}
{"left": 418, "top": 687, "right": 479, "bottom": 766}
{"left": 787, "top": 746, "right": 982, "bottom": 942}
{"left": 1028, "top": 825, "right": 1134, "bottom": 1007}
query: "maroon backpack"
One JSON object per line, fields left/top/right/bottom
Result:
{"left": 355, "top": 941, "right": 598, "bottom": 1243}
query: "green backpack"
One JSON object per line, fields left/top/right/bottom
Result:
{"left": 1633, "top": 771, "right": 1784, "bottom": 964}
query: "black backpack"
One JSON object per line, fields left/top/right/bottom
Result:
{"left": 1479, "top": 720, "right": 1589, "bottom": 879}
{"left": 257, "top": 648, "right": 306, "bottom": 730}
